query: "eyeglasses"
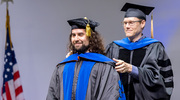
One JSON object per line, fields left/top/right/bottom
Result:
{"left": 122, "top": 20, "right": 142, "bottom": 26}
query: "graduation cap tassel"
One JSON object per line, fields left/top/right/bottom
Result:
{"left": 151, "top": 12, "right": 154, "bottom": 38}
{"left": 84, "top": 17, "right": 91, "bottom": 37}
{"left": 86, "top": 23, "right": 91, "bottom": 37}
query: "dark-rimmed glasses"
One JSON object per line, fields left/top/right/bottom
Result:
{"left": 122, "top": 20, "right": 142, "bottom": 26}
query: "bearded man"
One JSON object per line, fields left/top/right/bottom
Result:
{"left": 46, "top": 17, "right": 126, "bottom": 100}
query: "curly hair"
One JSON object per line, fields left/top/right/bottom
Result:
{"left": 68, "top": 31, "right": 105, "bottom": 55}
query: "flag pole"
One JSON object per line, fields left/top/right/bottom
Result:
{"left": 6, "top": 1, "right": 8, "bottom": 9}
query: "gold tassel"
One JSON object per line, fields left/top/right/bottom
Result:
{"left": 86, "top": 23, "right": 91, "bottom": 37}
{"left": 84, "top": 17, "right": 91, "bottom": 37}
{"left": 151, "top": 11, "right": 154, "bottom": 38}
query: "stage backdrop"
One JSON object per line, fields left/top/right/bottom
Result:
{"left": 0, "top": 0, "right": 179, "bottom": 100}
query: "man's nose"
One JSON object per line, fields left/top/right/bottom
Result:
{"left": 74, "top": 35, "right": 80, "bottom": 41}
{"left": 124, "top": 23, "right": 131, "bottom": 27}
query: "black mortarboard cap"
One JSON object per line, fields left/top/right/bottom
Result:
{"left": 121, "top": 3, "right": 154, "bottom": 20}
{"left": 67, "top": 17, "right": 99, "bottom": 32}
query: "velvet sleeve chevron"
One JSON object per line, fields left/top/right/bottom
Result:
{"left": 157, "top": 43, "right": 174, "bottom": 94}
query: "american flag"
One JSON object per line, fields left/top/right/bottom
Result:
{"left": 1, "top": 9, "right": 25, "bottom": 100}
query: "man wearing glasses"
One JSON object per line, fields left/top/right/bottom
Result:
{"left": 105, "top": 3, "right": 174, "bottom": 100}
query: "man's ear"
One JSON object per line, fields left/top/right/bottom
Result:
{"left": 141, "top": 20, "right": 146, "bottom": 29}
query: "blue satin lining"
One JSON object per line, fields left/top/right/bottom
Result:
{"left": 114, "top": 37, "right": 159, "bottom": 50}
{"left": 62, "top": 53, "right": 114, "bottom": 100}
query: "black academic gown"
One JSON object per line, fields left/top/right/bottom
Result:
{"left": 46, "top": 53, "right": 125, "bottom": 100}
{"left": 105, "top": 37, "right": 174, "bottom": 100}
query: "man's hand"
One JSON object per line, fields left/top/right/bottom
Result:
{"left": 113, "top": 58, "right": 132, "bottom": 73}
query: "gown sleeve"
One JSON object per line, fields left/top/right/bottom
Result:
{"left": 47, "top": 64, "right": 65, "bottom": 100}
{"left": 105, "top": 42, "right": 120, "bottom": 59}
{"left": 137, "top": 42, "right": 173, "bottom": 100}
{"left": 46, "top": 67, "right": 60, "bottom": 100}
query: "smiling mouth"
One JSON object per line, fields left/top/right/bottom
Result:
{"left": 74, "top": 43, "right": 82, "bottom": 47}
{"left": 75, "top": 42, "right": 82, "bottom": 45}
{"left": 126, "top": 30, "right": 133, "bottom": 33}
{"left": 126, "top": 29, "right": 132, "bottom": 31}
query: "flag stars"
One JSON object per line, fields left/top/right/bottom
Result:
{"left": 6, "top": 43, "right": 9, "bottom": 46}
{"left": 5, "top": 59, "right": 8, "bottom": 63}
{"left": 5, "top": 74, "right": 8, "bottom": 78}
{"left": 7, "top": 52, "right": 11, "bottom": 56}
{"left": 9, "top": 62, "right": 13, "bottom": 66}
{"left": 7, "top": 68, "right": 10, "bottom": 72}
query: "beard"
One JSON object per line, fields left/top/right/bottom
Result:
{"left": 72, "top": 44, "right": 90, "bottom": 53}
